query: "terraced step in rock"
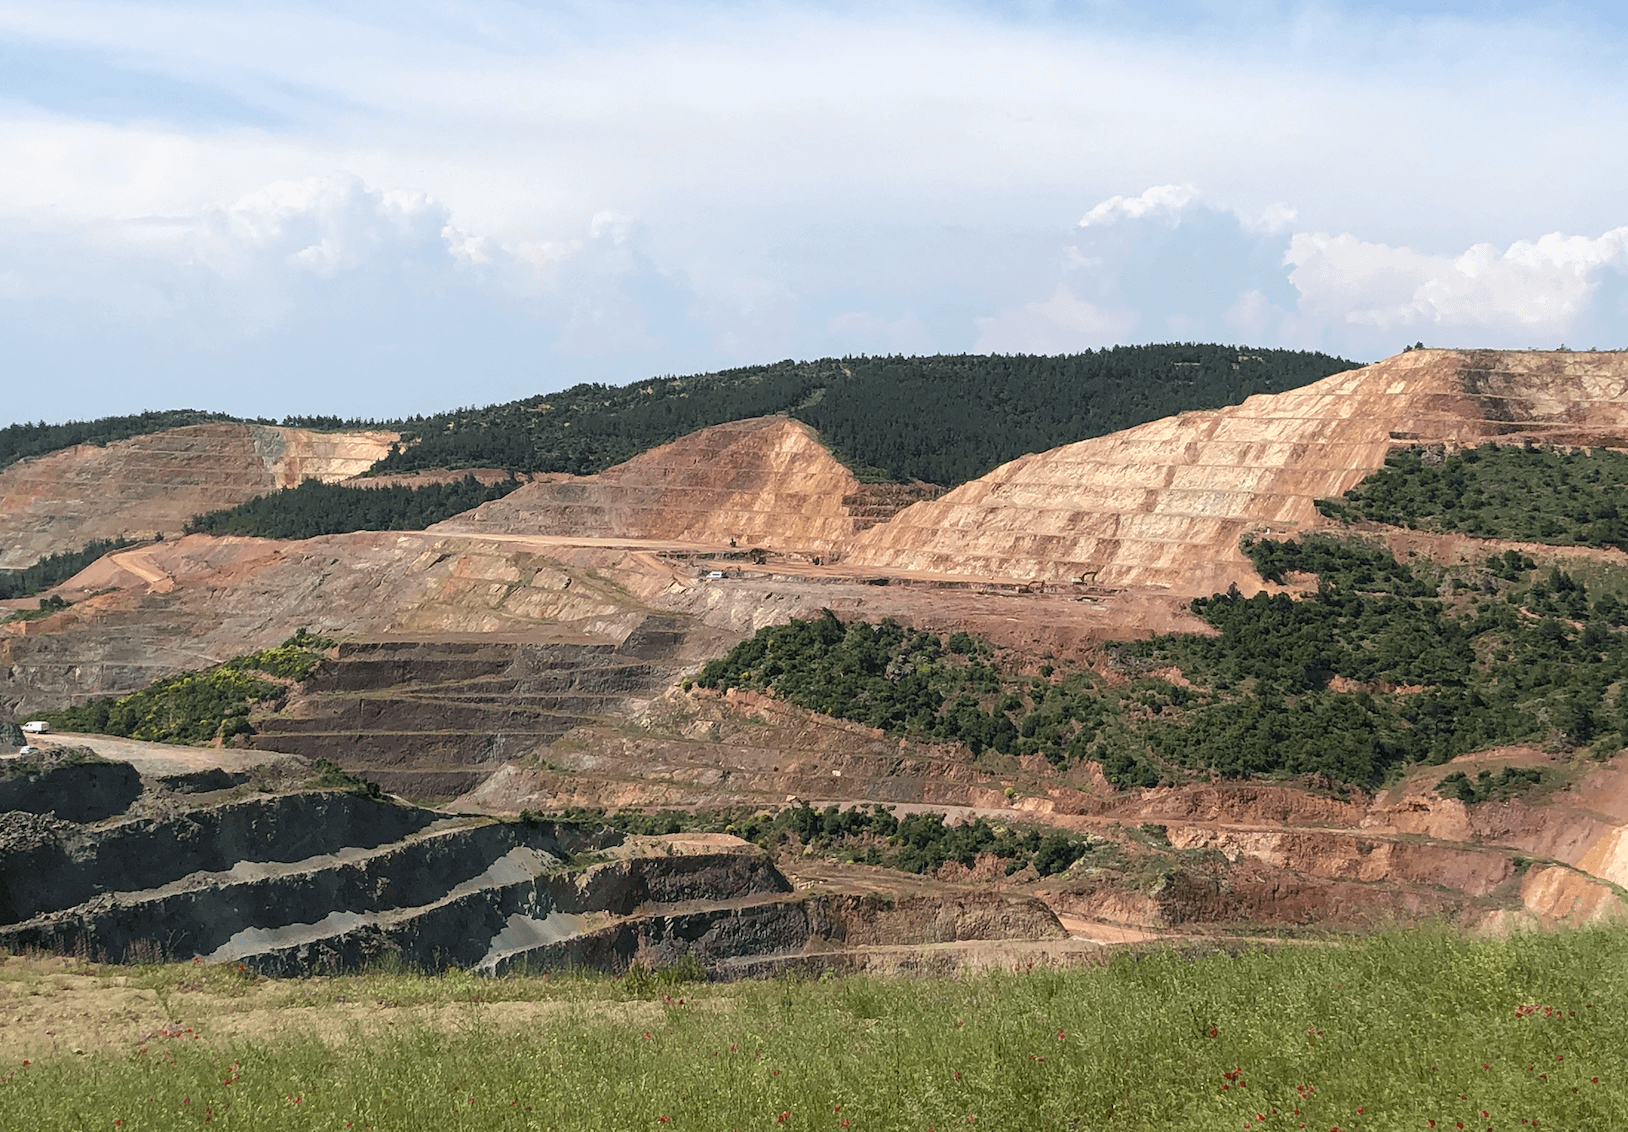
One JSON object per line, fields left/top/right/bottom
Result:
{"left": 0, "top": 748, "right": 143, "bottom": 824}
{"left": 434, "top": 417, "right": 903, "bottom": 553}
{"left": 0, "top": 799, "right": 801, "bottom": 976}
{"left": 198, "top": 836, "right": 795, "bottom": 976}
{"left": 0, "top": 791, "right": 439, "bottom": 925}
{"left": 477, "top": 891, "right": 820, "bottom": 978}
{"left": 302, "top": 640, "right": 634, "bottom": 694}
{"left": 844, "top": 349, "right": 1628, "bottom": 593}
{"left": 0, "top": 423, "right": 397, "bottom": 571}
{"left": 245, "top": 629, "right": 694, "bottom": 800}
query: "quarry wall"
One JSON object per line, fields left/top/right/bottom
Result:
{"left": 843, "top": 350, "right": 1628, "bottom": 593}
{"left": 0, "top": 424, "right": 396, "bottom": 571}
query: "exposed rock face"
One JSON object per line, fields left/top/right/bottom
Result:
{"left": 0, "top": 786, "right": 1066, "bottom": 977}
{"left": 0, "top": 792, "right": 440, "bottom": 925}
{"left": 247, "top": 630, "right": 699, "bottom": 798}
{"left": 0, "top": 532, "right": 673, "bottom": 717}
{"left": 0, "top": 749, "right": 143, "bottom": 824}
{"left": 0, "top": 424, "right": 396, "bottom": 570}
{"left": 0, "top": 793, "right": 778, "bottom": 973}
{"left": 434, "top": 417, "right": 935, "bottom": 552}
{"left": 1367, "top": 755, "right": 1628, "bottom": 922}
{"left": 844, "top": 349, "right": 1628, "bottom": 594}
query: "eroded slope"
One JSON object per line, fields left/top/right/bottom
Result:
{"left": 0, "top": 424, "right": 397, "bottom": 570}
{"left": 434, "top": 417, "right": 936, "bottom": 553}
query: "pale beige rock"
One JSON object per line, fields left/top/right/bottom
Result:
{"left": 433, "top": 416, "right": 933, "bottom": 552}
{"left": 844, "top": 349, "right": 1628, "bottom": 594}
{"left": 0, "top": 424, "right": 397, "bottom": 569}
{"left": 1519, "top": 865, "right": 1625, "bottom": 923}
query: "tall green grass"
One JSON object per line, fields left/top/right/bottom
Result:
{"left": 5, "top": 927, "right": 1624, "bottom": 1130}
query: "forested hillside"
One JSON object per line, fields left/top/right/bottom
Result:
{"left": 184, "top": 476, "right": 520, "bottom": 540}
{"left": 371, "top": 346, "right": 1358, "bottom": 486}
{"left": 793, "top": 348, "right": 1353, "bottom": 486}
{"left": 1319, "top": 443, "right": 1628, "bottom": 551}
{"left": 699, "top": 536, "right": 1628, "bottom": 789}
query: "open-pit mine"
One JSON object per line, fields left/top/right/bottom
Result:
{"left": 3, "top": 348, "right": 1627, "bottom": 977}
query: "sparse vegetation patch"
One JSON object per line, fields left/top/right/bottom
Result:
{"left": 41, "top": 631, "right": 333, "bottom": 745}
{"left": 537, "top": 804, "right": 1093, "bottom": 878}
{"left": 1436, "top": 766, "right": 1546, "bottom": 805}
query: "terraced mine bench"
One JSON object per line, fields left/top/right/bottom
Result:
{"left": 0, "top": 762, "right": 1074, "bottom": 978}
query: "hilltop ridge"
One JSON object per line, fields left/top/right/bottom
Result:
{"left": 0, "top": 346, "right": 1357, "bottom": 575}
{"left": 433, "top": 417, "right": 938, "bottom": 553}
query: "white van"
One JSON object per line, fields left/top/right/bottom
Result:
{"left": 21, "top": 721, "right": 50, "bottom": 734}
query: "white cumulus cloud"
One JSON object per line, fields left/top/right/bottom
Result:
{"left": 972, "top": 285, "right": 1135, "bottom": 354}
{"left": 1286, "top": 228, "right": 1628, "bottom": 336}
{"left": 188, "top": 174, "right": 453, "bottom": 278}
{"left": 1078, "top": 184, "right": 1198, "bottom": 228}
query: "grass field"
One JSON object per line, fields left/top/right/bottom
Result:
{"left": 2, "top": 927, "right": 1624, "bottom": 1131}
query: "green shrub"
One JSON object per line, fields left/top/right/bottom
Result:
{"left": 40, "top": 630, "right": 333, "bottom": 745}
{"left": 1436, "top": 766, "right": 1545, "bottom": 805}
{"left": 1319, "top": 442, "right": 1628, "bottom": 550}
{"left": 306, "top": 758, "right": 382, "bottom": 797}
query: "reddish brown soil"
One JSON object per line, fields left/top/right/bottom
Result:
{"left": 6, "top": 349, "right": 1628, "bottom": 948}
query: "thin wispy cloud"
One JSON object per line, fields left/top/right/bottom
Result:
{"left": 0, "top": 1, "right": 1624, "bottom": 421}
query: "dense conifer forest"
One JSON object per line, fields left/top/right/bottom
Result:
{"left": 370, "top": 346, "right": 1359, "bottom": 486}
{"left": 698, "top": 536, "right": 1628, "bottom": 789}
{"left": 793, "top": 349, "right": 1354, "bottom": 486}
{"left": 1318, "top": 443, "right": 1628, "bottom": 551}
{"left": 183, "top": 476, "right": 520, "bottom": 540}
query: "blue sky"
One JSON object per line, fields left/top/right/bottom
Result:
{"left": 1, "top": 1, "right": 1625, "bottom": 424}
